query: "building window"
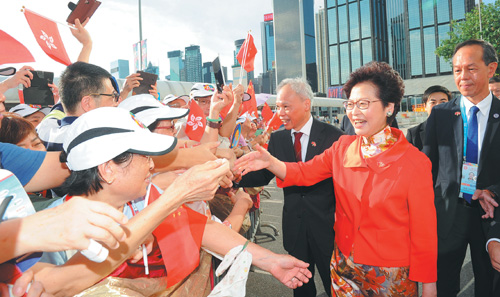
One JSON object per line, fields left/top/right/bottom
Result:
{"left": 452, "top": 0, "right": 465, "bottom": 20}
{"left": 410, "top": 29, "right": 423, "bottom": 76}
{"left": 408, "top": 0, "right": 421, "bottom": 29}
{"left": 338, "top": 5, "right": 348, "bottom": 42}
{"left": 351, "top": 40, "right": 361, "bottom": 71}
{"left": 327, "top": 0, "right": 336, "bottom": 8}
{"left": 330, "top": 45, "right": 340, "bottom": 85}
{"left": 328, "top": 8, "right": 338, "bottom": 44}
{"left": 360, "top": 0, "right": 371, "bottom": 38}
{"left": 362, "top": 38, "right": 372, "bottom": 64}
{"left": 338, "top": 0, "right": 346, "bottom": 5}
{"left": 438, "top": 24, "right": 452, "bottom": 72}
{"left": 421, "top": 0, "right": 435, "bottom": 27}
{"left": 436, "top": 0, "right": 450, "bottom": 23}
{"left": 349, "top": 2, "right": 359, "bottom": 40}
{"left": 340, "top": 43, "right": 350, "bottom": 83}
{"left": 423, "top": 26, "right": 437, "bottom": 74}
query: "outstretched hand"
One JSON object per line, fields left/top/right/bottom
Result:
{"left": 268, "top": 254, "right": 312, "bottom": 289}
{"left": 234, "top": 144, "right": 272, "bottom": 176}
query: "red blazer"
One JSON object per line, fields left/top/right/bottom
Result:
{"left": 278, "top": 128, "right": 437, "bottom": 283}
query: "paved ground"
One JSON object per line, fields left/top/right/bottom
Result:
{"left": 245, "top": 179, "right": 475, "bottom": 297}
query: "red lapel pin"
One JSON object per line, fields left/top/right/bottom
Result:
{"left": 311, "top": 141, "right": 316, "bottom": 147}
{"left": 455, "top": 112, "right": 461, "bottom": 116}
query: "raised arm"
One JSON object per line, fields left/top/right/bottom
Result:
{"left": 71, "top": 18, "right": 92, "bottom": 63}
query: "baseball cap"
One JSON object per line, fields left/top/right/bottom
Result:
{"left": 9, "top": 104, "right": 50, "bottom": 118}
{"left": 63, "top": 107, "right": 177, "bottom": 171}
{"left": 162, "top": 94, "right": 189, "bottom": 106}
{"left": 118, "top": 94, "right": 189, "bottom": 127}
{"left": 190, "top": 83, "right": 216, "bottom": 99}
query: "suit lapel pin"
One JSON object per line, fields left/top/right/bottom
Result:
{"left": 311, "top": 141, "right": 317, "bottom": 147}
{"left": 494, "top": 113, "right": 499, "bottom": 119}
{"left": 455, "top": 112, "right": 461, "bottom": 116}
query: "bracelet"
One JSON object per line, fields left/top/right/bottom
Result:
{"left": 241, "top": 240, "right": 250, "bottom": 253}
{"left": 206, "top": 121, "right": 222, "bottom": 129}
{"left": 206, "top": 117, "right": 221, "bottom": 123}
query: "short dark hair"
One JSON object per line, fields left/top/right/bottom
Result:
{"left": 0, "top": 113, "right": 36, "bottom": 144}
{"left": 343, "top": 61, "right": 404, "bottom": 125}
{"left": 422, "top": 85, "right": 452, "bottom": 104}
{"left": 59, "top": 151, "right": 133, "bottom": 196}
{"left": 453, "top": 39, "right": 498, "bottom": 66}
{"left": 489, "top": 76, "right": 500, "bottom": 84}
{"left": 59, "top": 62, "right": 112, "bottom": 114}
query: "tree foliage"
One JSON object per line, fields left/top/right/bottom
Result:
{"left": 435, "top": 0, "right": 500, "bottom": 74}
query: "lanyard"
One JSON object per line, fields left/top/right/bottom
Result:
{"left": 460, "top": 98, "right": 469, "bottom": 160}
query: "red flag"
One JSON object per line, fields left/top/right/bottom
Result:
{"left": 148, "top": 186, "right": 207, "bottom": 287}
{"left": 236, "top": 34, "right": 257, "bottom": 73}
{"left": 262, "top": 102, "right": 273, "bottom": 123}
{"left": 267, "top": 112, "right": 283, "bottom": 131}
{"left": 24, "top": 9, "right": 71, "bottom": 66}
{"left": 18, "top": 89, "right": 24, "bottom": 104}
{"left": 0, "top": 30, "right": 35, "bottom": 65}
{"left": 185, "top": 99, "right": 206, "bottom": 142}
{"left": 240, "top": 80, "right": 258, "bottom": 117}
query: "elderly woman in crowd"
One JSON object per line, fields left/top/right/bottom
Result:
{"left": 29, "top": 107, "right": 311, "bottom": 296}
{"left": 235, "top": 62, "right": 437, "bottom": 297}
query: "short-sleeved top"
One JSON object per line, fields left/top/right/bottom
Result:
{"left": 0, "top": 143, "right": 46, "bottom": 186}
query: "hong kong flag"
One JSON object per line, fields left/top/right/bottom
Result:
{"left": 185, "top": 99, "right": 206, "bottom": 142}
{"left": 0, "top": 30, "right": 35, "bottom": 65}
{"left": 24, "top": 9, "right": 71, "bottom": 66}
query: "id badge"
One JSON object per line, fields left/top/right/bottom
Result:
{"left": 460, "top": 162, "right": 478, "bottom": 195}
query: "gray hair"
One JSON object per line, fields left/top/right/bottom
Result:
{"left": 277, "top": 78, "right": 314, "bottom": 104}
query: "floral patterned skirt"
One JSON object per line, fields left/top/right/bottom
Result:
{"left": 330, "top": 244, "right": 417, "bottom": 297}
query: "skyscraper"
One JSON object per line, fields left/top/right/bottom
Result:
{"left": 202, "top": 62, "right": 215, "bottom": 84}
{"left": 261, "top": 13, "right": 275, "bottom": 73}
{"left": 167, "top": 50, "right": 185, "bottom": 82}
{"left": 110, "top": 59, "right": 130, "bottom": 79}
{"left": 185, "top": 45, "right": 202, "bottom": 83}
{"left": 273, "top": 0, "right": 317, "bottom": 91}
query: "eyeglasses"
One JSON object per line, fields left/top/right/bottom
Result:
{"left": 343, "top": 99, "right": 381, "bottom": 110}
{"left": 88, "top": 91, "right": 120, "bottom": 103}
{"left": 195, "top": 98, "right": 211, "bottom": 105}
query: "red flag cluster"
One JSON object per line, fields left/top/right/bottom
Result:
{"left": 240, "top": 80, "right": 258, "bottom": 118}
{"left": 262, "top": 102, "right": 283, "bottom": 131}
{"left": 236, "top": 34, "right": 257, "bottom": 73}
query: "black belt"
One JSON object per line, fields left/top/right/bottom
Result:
{"left": 457, "top": 197, "right": 479, "bottom": 208}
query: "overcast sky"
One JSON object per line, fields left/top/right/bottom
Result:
{"left": 1, "top": 0, "right": 323, "bottom": 80}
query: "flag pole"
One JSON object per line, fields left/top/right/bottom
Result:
{"left": 22, "top": 7, "right": 76, "bottom": 30}
{"left": 238, "top": 31, "right": 250, "bottom": 85}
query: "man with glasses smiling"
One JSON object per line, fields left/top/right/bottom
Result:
{"left": 37, "top": 62, "right": 121, "bottom": 152}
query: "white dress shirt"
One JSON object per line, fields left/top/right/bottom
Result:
{"left": 291, "top": 115, "right": 313, "bottom": 162}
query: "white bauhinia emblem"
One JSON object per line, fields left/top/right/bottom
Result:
{"left": 40, "top": 30, "right": 57, "bottom": 50}
{"left": 187, "top": 114, "right": 203, "bottom": 131}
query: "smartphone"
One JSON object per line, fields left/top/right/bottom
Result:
{"left": 22, "top": 70, "right": 54, "bottom": 106}
{"left": 133, "top": 71, "right": 158, "bottom": 95}
{"left": 67, "top": 0, "right": 101, "bottom": 25}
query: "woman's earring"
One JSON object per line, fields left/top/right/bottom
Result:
{"left": 107, "top": 179, "right": 114, "bottom": 185}
{"left": 387, "top": 111, "right": 393, "bottom": 117}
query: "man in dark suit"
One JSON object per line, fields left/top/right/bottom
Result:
{"left": 239, "top": 78, "right": 343, "bottom": 297}
{"left": 340, "top": 113, "right": 398, "bottom": 135}
{"left": 423, "top": 39, "right": 500, "bottom": 297}
{"left": 406, "top": 85, "right": 451, "bottom": 150}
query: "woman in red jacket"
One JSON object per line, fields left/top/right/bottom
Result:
{"left": 235, "top": 62, "right": 437, "bottom": 297}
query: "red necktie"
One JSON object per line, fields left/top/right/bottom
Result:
{"left": 294, "top": 132, "right": 303, "bottom": 162}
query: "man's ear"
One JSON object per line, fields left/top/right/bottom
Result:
{"left": 81, "top": 95, "right": 96, "bottom": 113}
{"left": 304, "top": 98, "right": 311, "bottom": 111}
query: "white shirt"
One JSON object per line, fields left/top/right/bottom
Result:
{"left": 461, "top": 93, "right": 492, "bottom": 158}
{"left": 291, "top": 115, "right": 313, "bottom": 162}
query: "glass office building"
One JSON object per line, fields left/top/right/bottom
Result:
{"left": 261, "top": 13, "right": 276, "bottom": 72}
{"left": 167, "top": 50, "right": 185, "bottom": 82}
{"left": 274, "top": 0, "right": 317, "bottom": 91}
{"left": 110, "top": 59, "right": 130, "bottom": 79}
{"left": 185, "top": 45, "right": 202, "bottom": 83}
{"left": 326, "top": 0, "right": 474, "bottom": 87}
{"left": 326, "top": 0, "right": 388, "bottom": 87}
{"left": 387, "top": 0, "right": 474, "bottom": 79}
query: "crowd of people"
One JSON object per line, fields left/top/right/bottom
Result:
{"left": 1, "top": 14, "right": 500, "bottom": 297}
